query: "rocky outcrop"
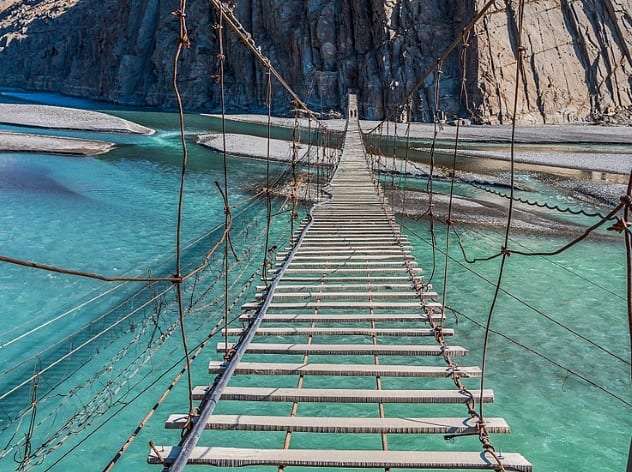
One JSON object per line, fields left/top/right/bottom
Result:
{"left": 0, "top": 0, "right": 630, "bottom": 124}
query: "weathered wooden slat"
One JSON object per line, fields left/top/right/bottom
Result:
{"left": 191, "top": 386, "right": 494, "bottom": 403}
{"left": 216, "top": 342, "right": 467, "bottom": 356}
{"left": 239, "top": 313, "right": 444, "bottom": 323}
{"left": 148, "top": 447, "right": 531, "bottom": 470}
{"left": 263, "top": 291, "right": 436, "bottom": 299}
{"left": 242, "top": 301, "right": 437, "bottom": 310}
{"left": 165, "top": 414, "right": 510, "bottom": 434}
{"left": 208, "top": 361, "right": 481, "bottom": 377}
{"left": 258, "top": 283, "right": 414, "bottom": 290}
{"left": 222, "top": 327, "right": 452, "bottom": 337}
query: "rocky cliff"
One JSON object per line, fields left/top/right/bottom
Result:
{"left": 0, "top": 0, "right": 630, "bottom": 124}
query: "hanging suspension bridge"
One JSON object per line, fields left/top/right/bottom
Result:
{"left": 147, "top": 96, "right": 531, "bottom": 471}
{"left": 1, "top": 0, "right": 631, "bottom": 471}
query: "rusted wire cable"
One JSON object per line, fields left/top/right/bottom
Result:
{"left": 402, "top": 220, "right": 631, "bottom": 366}
{"left": 625, "top": 171, "right": 632, "bottom": 369}
{"left": 453, "top": 200, "right": 626, "bottom": 263}
{"left": 447, "top": 306, "right": 632, "bottom": 408}
{"left": 425, "top": 61, "right": 442, "bottom": 282}
{"left": 262, "top": 66, "right": 273, "bottom": 281}
{"left": 216, "top": 6, "right": 233, "bottom": 366}
{"left": 364, "top": 0, "right": 498, "bottom": 135}
{"left": 479, "top": 0, "right": 526, "bottom": 432}
{"left": 171, "top": 0, "right": 194, "bottom": 421}
{"left": 207, "top": 0, "right": 323, "bottom": 123}
{"left": 440, "top": 120, "right": 461, "bottom": 328}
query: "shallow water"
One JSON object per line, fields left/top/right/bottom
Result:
{"left": 0, "top": 93, "right": 630, "bottom": 471}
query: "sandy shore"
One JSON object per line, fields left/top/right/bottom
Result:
{"left": 0, "top": 131, "right": 115, "bottom": 155}
{"left": 438, "top": 147, "right": 632, "bottom": 175}
{"left": 0, "top": 104, "right": 155, "bottom": 135}
{"left": 204, "top": 114, "right": 632, "bottom": 174}
{"left": 202, "top": 113, "right": 348, "bottom": 132}
{"left": 196, "top": 133, "right": 337, "bottom": 164}
{"left": 202, "top": 114, "right": 632, "bottom": 144}
{"left": 361, "top": 120, "right": 632, "bottom": 145}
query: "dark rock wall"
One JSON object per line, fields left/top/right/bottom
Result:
{"left": 0, "top": 0, "right": 630, "bottom": 123}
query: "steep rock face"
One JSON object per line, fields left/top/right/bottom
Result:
{"left": 0, "top": 0, "right": 630, "bottom": 123}
{"left": 472, "top": 0, "right": 632, "bottom": 124}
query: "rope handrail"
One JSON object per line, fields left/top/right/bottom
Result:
{"left": 207, "top": 0, "right": 324, "bottom": 123}
{"left": 365, "top": 0, "right": 499, "bottom": 135}
{"left": 166, "top": 137, "right": 344, "bottom": 471}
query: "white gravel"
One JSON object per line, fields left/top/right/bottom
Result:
{"left": 196, "top": 133, "right": 336, "bottom": 163}
{"left": 360, "top": 120, "right": 632, "bottom": 144}
{"left": 456, "top": 148, "right": 632, "bottom": 175}
{"left": 202, "top": 114, "right": 348, "bottom": 132}
{"left": 0, "top": 104, "right": 155, "bottom": 135}
{"left": 0, "top": 131, "right": 114, "bottom": 155}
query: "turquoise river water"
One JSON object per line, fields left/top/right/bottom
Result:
{"left": 0, "top": 91, "right": 629, "bottom": 471}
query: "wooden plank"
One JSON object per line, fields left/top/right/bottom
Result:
{"left": 217, "top": 342, "right": 467, "bottom": 356}
{"left": 242, "top": 301, "right": 436, "bottom": 310}
{"left": 264, "top": 291, "right": 436, "bottom": 299}
{"left": 222, "top": 327, "right": 452, "bottom": 337}
{"left": 277, "top": 255, "right": 411, "bottom": 261}
{"left": 239, "top": 313, "right": 444, "bottom": 323}
{"left": 208, "top": 361, "right": 481, "bottom": 377}
{"left": 165, "top": 414, "right": 510, "bottom": 434}
{"left": 148, "top": 447, "right": 531, "bottom": 470}
{"left": 191, "top": 386, "right": 495, "bottom": 403}
{"left": 274, "top": 276, "right": 416, "bottom": 282}
{"left": 278, "top": 268, "right": 421, "bottom": 274}
{"left": 258, "top": 283, "right": 415, "bottom": 290}
{"left": 278, "top": 262, "right": 416, "bottom": 267}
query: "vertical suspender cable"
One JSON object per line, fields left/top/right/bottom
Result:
{"left": 425, "top": 61, "right": 442, "bottom": 282}
{"left": 401, "top": 102, "right": 412, "bottom": 216}
{"left": 262, "top": 66, "right": 273, "bottom": 281}
{"left": 217, "top": 6, "right": 231, "bottom": 362}
{"left": 625, "top": 171, "right": 632, "bottom": 369}
{"left": 171, "top": 0, "right": 194, "bottom": 419}
{"left": 440, "top": 120, "right": 461, "bottom": 328}
{"left": 479, "top": 0, "right": 526, "bottom": 424}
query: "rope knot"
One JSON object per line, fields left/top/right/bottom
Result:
{"left": 607, "top": 217, "right": 630, "bottom": 233}
{"left": 500, "top": 246, "right": 511, "bottom": 257}
{"left": 171, "top": 274, "right": 184, "bottom": 284}
{"left": 223, "top": 346, "right": 237, "bottom": 361}
{"left": 171, "top": 9, "right": 186, "bottom": 18}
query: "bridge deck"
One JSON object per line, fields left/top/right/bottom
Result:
{"left": 149, "top": 97, "right": 531, "bottom": 470}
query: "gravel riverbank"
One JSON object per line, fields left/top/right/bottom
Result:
{"left": 0, "top": 104, "right": 155, "bottom": 135}
{"left": 0, "top": 132, "right": 114, "bottom": 155}
{"left": 196, "top": 133, "right": 337, "bottom": 164}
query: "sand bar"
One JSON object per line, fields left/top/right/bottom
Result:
{"left": 203, "top": 113, "right": 348, "bottom": 132}
{"left": 202, "top": 114, "right": 632, "bottom": 144}
{"left": 361, "top": 120, "right": 632, "bottom": 145}
{"left": 456, "top": 148, "right": 632, "bottom": 175}
{"left": 0, "top": 131, "right": 115, "bottom": 155}
{"left": 197, "top": 133, "right": 335, "bottom": 163}
{"left": 0, "top": 104, "right": 155, "bottom": 135}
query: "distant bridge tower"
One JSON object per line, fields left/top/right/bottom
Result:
{"left": 348, "top": 94, "right": 358, "bottom": 120}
